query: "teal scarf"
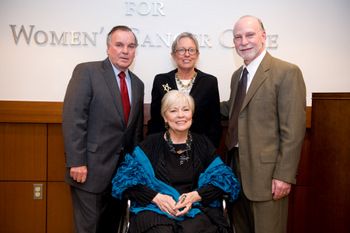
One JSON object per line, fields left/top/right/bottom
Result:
{"left": 111, "top": 146, "right": 240, "bottom": 221}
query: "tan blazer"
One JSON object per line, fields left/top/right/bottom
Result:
{"left": 222, "top": 52, "right": 306, "bottom": 201}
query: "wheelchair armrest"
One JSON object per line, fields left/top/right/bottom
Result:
{"left": 117, "top": 199, "right": 131, "bottom": 233}
{"left": 125, "top": 199, "right": 131, "bottom": 232}
{"left": 222, "top": 194, "right": 233, "bottom": 228}
{"left": 222, "top": 194, "right": 230, "bottom": 217}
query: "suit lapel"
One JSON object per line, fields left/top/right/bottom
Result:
{"left": 169, "top": 69, "right": 178, "bottom": 90}
{"left": 102, "top": 59, "right": 127, "bottom": 126}
{"left": 228, "top": 68, "right": 242, "bottom": 118}
{"left": 189, "top": 68, "right": 201, "bottom": 94}
{"left": 241, "top": 53, "right": 271, "bottom": 112}
{"left": 127, "top": 71, "right": 141, "bottom": 127}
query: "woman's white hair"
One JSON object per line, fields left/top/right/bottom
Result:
{"left": 161, "top": 90, "right": 195, "bottom": 117}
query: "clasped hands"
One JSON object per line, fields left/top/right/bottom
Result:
{"left": 152, "top": 191, "right": 201, "bottom": 217}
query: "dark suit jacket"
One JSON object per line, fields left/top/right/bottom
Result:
{"left": 147, "top": 68, "right": 222, "bottom": 147}
{"left": 221, "top": 52, "right": 306, "bottom": 201}
{"left": 62, "top": 58, "right": 144, "bottom": 193}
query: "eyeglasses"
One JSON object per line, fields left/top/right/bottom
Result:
{"left": 174, "top": 48, "right": 198, "bottom": 55}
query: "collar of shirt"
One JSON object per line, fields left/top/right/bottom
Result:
{"left": 243, "top": 49, "right": 266, "bottom": 92}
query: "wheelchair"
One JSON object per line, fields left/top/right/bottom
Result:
{"left": 117, "top": 195, "right": 233, "bottom": 233}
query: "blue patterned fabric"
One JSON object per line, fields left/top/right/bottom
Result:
{"left": 111, "top": 146, "right": 240, "bottom": 221}
{"left": 197, "top": 156, "right": 240, "bottom": 203}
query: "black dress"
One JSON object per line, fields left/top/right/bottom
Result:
{"left": 124, "top": 133, "right": 233, "bottom": 233}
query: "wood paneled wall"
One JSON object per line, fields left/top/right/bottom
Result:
{"left": 307, "top": 93, "right": 350, "bottom": 233}
{"left": 0, "top": 101, "right": 311, "bottom": 233}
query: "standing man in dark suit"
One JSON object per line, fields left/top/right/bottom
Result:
{"left": 62, "top": 25, "right": 144, "bottom": 233}
{"left": 221, "top": 16, "right": 306, "bottom": 233}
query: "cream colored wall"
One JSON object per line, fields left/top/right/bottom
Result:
{"left": 1, "top": 0, "right": 350, "bottom": 106}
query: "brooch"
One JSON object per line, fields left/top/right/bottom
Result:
{"left": 162, "top": 83, "right": 171, "bottom": 93}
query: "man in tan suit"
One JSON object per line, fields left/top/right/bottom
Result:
{"left": 221, "top": 16, "right": 306, "bottom": 233}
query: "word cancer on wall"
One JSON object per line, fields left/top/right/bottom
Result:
{"left": 132, "top": 28, "right": 213, "bottom": 48}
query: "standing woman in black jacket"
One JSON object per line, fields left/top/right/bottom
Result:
{"left": 147, "top": 32, "right": 222, "bottom": 147}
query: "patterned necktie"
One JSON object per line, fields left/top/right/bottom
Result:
{"left": 118, "top": 72, "right": 130, "bottom": 125}
{"left": 226, "top": 68, "right": 248, "bottom": 150}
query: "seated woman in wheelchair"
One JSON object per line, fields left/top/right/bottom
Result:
{"left": 112, "top": 90, "right": 240, "bottom": 233}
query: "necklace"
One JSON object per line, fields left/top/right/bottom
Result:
{"left": 175, "top": 72, "right": 197, "bottom": 88}
{"left": 165, "top": 131, "right": 192, "bottom": 165}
